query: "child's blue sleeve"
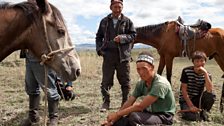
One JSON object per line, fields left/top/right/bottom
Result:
{"left": 66, "top": 81, "right": 73, "bottom": 86}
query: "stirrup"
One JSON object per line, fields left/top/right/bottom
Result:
{"left": 182, "top": 50, "right": 187, "bottom": 57}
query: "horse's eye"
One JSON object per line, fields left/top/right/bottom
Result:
{"left": 57, "top": 28, "right": 65, "bottom": 36}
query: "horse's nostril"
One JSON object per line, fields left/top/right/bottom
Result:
{"left": 76, "top": 69, "right": 81, "bottom": 77}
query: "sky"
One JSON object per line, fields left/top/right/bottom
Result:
{"left": 2, "top": 0, "right": 224, "bottom": 45}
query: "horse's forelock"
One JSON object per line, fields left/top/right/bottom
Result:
{"left": 50, "top": 4, "right": 67, "bottom": 29}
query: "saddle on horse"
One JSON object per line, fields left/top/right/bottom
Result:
{"left": 176, "top": 16, "right": 211, "bottom": 57}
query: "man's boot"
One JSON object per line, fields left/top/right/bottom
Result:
{"left": 21, "top": 95, "right": 40, "bottom": 126}
{"left": 121, "top": 86, "right": 130, "bottom": 106}
{"left": 47, "top": 99, "right": 59, "bottom": 126}
{"left": 100, "top": 87, "right": 110, "bottom": 112}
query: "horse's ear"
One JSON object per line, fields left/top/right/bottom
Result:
{"left": 36, "top": 0, "right": 51, "bottom": 14}
{"left": 177, "top": 16, "right": 184, "bottom": 24}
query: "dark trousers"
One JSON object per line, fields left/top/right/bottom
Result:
{"left": 113, "top": 112, "right": 173, "bottom": 126}
{"left": 179, "top": 91, "right": 216, "bottom": 121}
{"left": 101, "top": 52, "right": 130, "bottom": 104}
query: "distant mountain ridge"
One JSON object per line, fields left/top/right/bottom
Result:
{"left": 76, "top": 43, "right": 150, "bottom": 50}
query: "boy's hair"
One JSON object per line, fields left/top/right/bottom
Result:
{"left": 192, "top": 51, "right": 207, "bottom": 62}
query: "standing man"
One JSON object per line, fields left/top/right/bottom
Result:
{"left": 179, "top": 51, "right": 216, "bottom": 121}
{"left": 21, "top": 1, "right": 59, "bottom": 126}
{"left": 95, "top": 0, "right": 136, "bottom": 112}
{"left": 102, "top": 51, "right": 176, "bottom": 126}
{"left": 22, "top": 50, "right": 60, "bottom": 126}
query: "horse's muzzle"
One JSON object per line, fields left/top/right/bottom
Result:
{"left": 67, "top": 67, "right": 81, "bottom": 81}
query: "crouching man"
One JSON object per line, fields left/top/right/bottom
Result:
{"left": 102, "top": 51, "right": 176, "bottom": 126}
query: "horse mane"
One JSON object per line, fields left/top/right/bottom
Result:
{"left": 0, "top": 2, "right": 38, "bottom": 23}
{"left": 0, "top": 2, "right": 10, "bottom": 9}
{"left": 0, "top": 2, "right": 66, "bottom": 28}
{"left": 136, "top": 22, "right": 168, "bottom": 38}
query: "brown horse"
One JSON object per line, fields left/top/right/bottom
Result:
{"left": 0, "top": 0, "right": 81, "bottom": 81}
{"left": 134, "top": 20, "right": 224, "bottom": 83}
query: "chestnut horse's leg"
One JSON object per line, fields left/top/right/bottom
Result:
{"left": 157, "top": 55, "right": 165, "bottom": 75}
{"left": 220, "top": 82, "right": 224, "bottom": 113}
{"left": 213, "top": 54, "right": 224, "bottom": 112}
{"left": 165, "top": 56, "right": 174, "bottom": 84}
{"left": 214, "top": 55, "right": 224, "bottom": 73}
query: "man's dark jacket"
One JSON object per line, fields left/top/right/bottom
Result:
{"left": 95, "top": 13, "right": 136, "bottom": 62}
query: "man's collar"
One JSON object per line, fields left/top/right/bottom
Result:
{"left": 108, "top": 13, "right": 123, "bottom": 20}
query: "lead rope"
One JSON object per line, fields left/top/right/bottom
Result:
{"left": 41, "top": 15, "right": 50, "bottom": 126}
{"left": 56, "top": 81, "right": 66, "bottom": 100}
{"left": 40, "top": 14, "right": 49, "bottom": 126}
{"left": 197, "top": 91, "right": 204, "bottom": 121}
{"left": 41, "top": 14, "right": 70, "bottom": 125}
{"left": 43, "top": 65, "right": 48, "bottom": 126}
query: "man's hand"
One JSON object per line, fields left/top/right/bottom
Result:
{"left": 198, "top": 66, "right": 207, "bottom": 74}
{"left": 189, "top": 106, "right": 201, "bottom": 112}
{"left": 66, "top": 86, "right": 73, "bottom": 91}
{"left": 194, "top": 66, "right": 207, "bottom": 74}
{"left": 113, "top": 35, "right": 121, "bottom": 43}
{"left": 107, "top": 112, "right": 121, "bottom": 125}
{"left": 101, "top": 120, "right": 112, "bottom": 126}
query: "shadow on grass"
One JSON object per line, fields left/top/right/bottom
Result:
{"left": 1, "top": 105, "right": 91, "bottom": 126}
{"left": 59, "top": 105, "right": 91, "bottom": 118}
{"left": 174, "top": 113, "right": 224, "bottom": 125}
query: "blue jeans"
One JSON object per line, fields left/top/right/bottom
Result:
{"left": 25, "top": 59, "right": 60, "bottom": 101}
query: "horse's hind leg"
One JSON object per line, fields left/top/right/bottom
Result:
{"left": 213, "top": 54, "right": 224, "bottom": 112}
{"left": 214, "top": 54, "right": 224, "bottom": 74}
{"left": 157, "top": 55, "right": 165, "bottom": 75}
{"left": 165, "top": 56, "right": 174, "bottom": 84}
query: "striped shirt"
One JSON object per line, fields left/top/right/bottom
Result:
{"left": 179, "top": 66, "right": 212, "bottom": 102}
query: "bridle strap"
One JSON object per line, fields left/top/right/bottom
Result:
{"left": 40, "top": 46, "right": 74, "bottom": 65}
{"left": 40, "top": 15, "right": 74, "bottom": 65}
{"left": 42, "top": 15, "right": 52, "bottom": 52}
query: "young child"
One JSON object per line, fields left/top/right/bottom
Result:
{"left": 179, "top": 50, "right": 216, "bottom": 121}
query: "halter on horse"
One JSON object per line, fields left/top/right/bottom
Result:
{"left": 0, "top": 0, "right": 81, "bottom": 81}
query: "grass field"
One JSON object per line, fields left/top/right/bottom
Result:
{"left": 0, "top": 48, "right": 224, "bottom": 126}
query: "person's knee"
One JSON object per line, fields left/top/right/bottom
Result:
{"left": 128, "top": 112, "right": 140, "bottom": 124}
{"left": 121, "top": 85, "right": 131, "bottom": 91}
{"left": 26, "top": 89, "right": 41, "bottom": 96}
{"left": 202, "top": 91, "right": 216, "bottom": 111}
{"left": 101, "top": 83, "right": 113, "bottom": 90}
{"left": 47, "top": 90, "right": 60, "bottom": 101}
{"left": 203, "top": 91, "right": 216, "bottom": 100}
